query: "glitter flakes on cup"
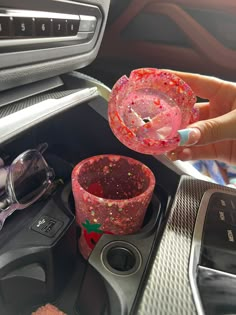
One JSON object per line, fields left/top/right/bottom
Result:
{"left": 71, "top": 155, "right": 155, "bottom": 259}
{"left": 108, "top": 68, "right": 198, "bottom": 155}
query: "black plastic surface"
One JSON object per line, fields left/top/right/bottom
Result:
{"left": 0, "top": 183, "right": 76, "bottom": 315}
{"left": 35, "top": 18, "right": 51, "bottom": 37}
{"left": 0, "top": 17, "right": 10, "bottom": 37}
{"left": 13, "top": 17, "right": 34, "bottom": 37}
{"left": 197, "top": 266, "right": 236, "bottom": 315}
{"left": 105, "top": 246, "right": 138, "bottom": 273}
{"left": 200, "top": 192, "right": 236, "bottom": 274}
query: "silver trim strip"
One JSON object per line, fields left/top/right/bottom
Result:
{"left": 0, "top": 87, "right": 99, "bottom": 144}
{"left": 189, "top": 189, "right": 236, "bottom": 315}
{"left": 198, "top": 265, "right": 236, "bottom": 280}
{"left": 0, "top": 33, "right": 93, "bottom": 47}
{"left": 80, "top": 15, "right": 97, "bottom": 22}
{"left": 0, "top": 9, "right": 80, "bottom": 19}
{"left": 68, "top": 72, "right": 111, "bottom": 103}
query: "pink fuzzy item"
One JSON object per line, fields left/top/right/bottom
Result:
{"left": 31, "top": 303, "right": 67, "bottom": 315}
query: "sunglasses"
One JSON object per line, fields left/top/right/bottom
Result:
{"left": 0, "top": 143, "right": 55, "bottom": 230}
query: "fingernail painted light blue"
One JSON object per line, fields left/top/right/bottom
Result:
{"left": 178, "top": 129, "right": 192, "bottom": 146}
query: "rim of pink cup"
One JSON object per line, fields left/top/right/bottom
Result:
{"left": 71, "top": 154, "right": 156, "bottom": 204}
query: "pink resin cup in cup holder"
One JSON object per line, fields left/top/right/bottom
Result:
{"left": 108, "top": 68, "right": 199, "bottom": 155}
{"left": 71, "top": 155, "right": 156, "bottom": 259}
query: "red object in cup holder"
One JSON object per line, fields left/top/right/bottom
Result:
{"left": 71, "top": 154, "right": 156, "bottom": 259}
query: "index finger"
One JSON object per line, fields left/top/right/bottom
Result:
{"left": 163, "top": 70, "right": 223, "bottom": 100}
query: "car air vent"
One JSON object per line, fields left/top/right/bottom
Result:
{"left": 184, "top": 8, "right": 236, "bottom": 50}
{"left": 122, "top": 12, "right": 190, "bottom": 47}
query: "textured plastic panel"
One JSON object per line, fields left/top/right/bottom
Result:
{"left": 0, "top": 54, "right": 94, "bottom": 92}
{"left": 137, "top": 176, "right": 236, "bottom": 315}
{"left": 0, "top": 76, "right": 63, "bottom": 109}
{"left": 0, "top": 71, "right": 111, "bottom": 118}
{"left": 0, "top": 88, "right": 82, "bottom": 118}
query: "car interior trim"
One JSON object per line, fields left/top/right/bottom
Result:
{"left": 189, "top": 189, "right": 236, "bottom": 315}
{"left": 0, "top": 0, "right": 105, "bottom": 70}
{"left": 0, "top": 76, "right": 64, "bottom": 108}
{"left": 0, "top": 8, "right": 80, "bottom": 19}
{"left": 99, "top": 0, "right": 236, "bottom": 79}
{"left": 0, "top": 86, "right": 99, "bottom": 145}
{"left": 0, "top": 9, "right": 97, "bottom": 47}
{"left": 145, "top": 3, "right": 236, "bottom": 69}
{"left": 198, "top": 265, "right": 236, "bottom": 280}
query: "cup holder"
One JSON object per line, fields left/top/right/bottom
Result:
{"left": 101, "top": 241, "right": 142, "bottom": 275}
{"left": 67, "top": 188, "right": 159, "bottom": 231}
{"left": 107, "top": 247, "right": 136, "bottom": 272}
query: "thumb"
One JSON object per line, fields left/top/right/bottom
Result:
{"left": 178, "top": 109, "right": 236, "bottom": 146}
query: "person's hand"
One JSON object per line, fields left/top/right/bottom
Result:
{"left": 167, "top": 71, "right": 236, "bottom": 165}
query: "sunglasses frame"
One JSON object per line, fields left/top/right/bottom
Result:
{"left": 0, "top": 145, "right": 54, "bottom": 230}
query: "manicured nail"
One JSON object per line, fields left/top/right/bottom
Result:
{"left": 178, "top": 128, "right": 201, "bottom": 146}
{"left": 167, "top": 151, "right": 178, "bottom": 161}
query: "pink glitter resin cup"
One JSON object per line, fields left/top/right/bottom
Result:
{"left": 71, "top": 154, "right": 155, "bottom": 259}
{"left": 108, "top": 68, "right": 199, "bottom": 155}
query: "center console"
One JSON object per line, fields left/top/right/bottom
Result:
{"left": 0, "top": 72, "right": 177, "bottom": 315}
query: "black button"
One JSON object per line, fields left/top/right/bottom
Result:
{"left": 35, "top": 18, "right": 51, "bottom": 37}
{"left": 209, "top": 192, "right": 236, "bottom": 210}
{"left": 67, "top": 19, "right": 79, "bottom": 36}
{"left": 0, "top": 17, "right": 11, "bottom": 37}
{"left": 199, "top": 192, "right": 236, "bottom": 275}
{"left": 53, "top": 19, "right": 66, "bottom": 36}
{"left": 13, "top": 17, "right": 33, "bottom": 37}
{"left": 204, "top": 205, "right": 236, "bottom": 249}
{"left": 206, "top": 206, "right": 231, "bottom": 225}
{"left": 202, "top": 216, "right": 236, "bottom": 274}
{"left": 229, "top": 197, "right": 236, "bottom": 211}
